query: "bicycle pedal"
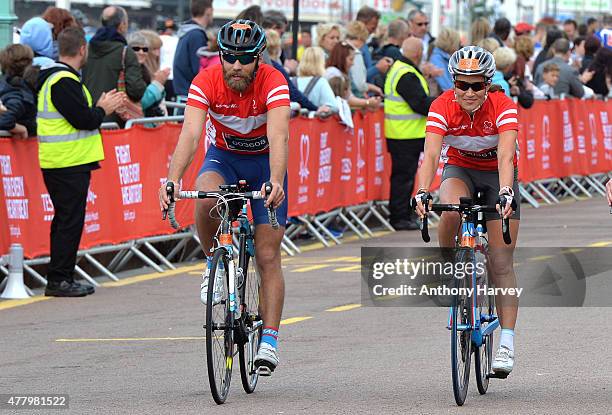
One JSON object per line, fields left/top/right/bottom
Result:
{"left": 256, "top": 366, "right": 272, "bottom": 376}
{"left": 487, "top": 371, "right": 509, "bottom": 379}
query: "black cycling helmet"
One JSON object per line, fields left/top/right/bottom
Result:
{"left": 218, "top": 19, "right": 266, "bottom": 55}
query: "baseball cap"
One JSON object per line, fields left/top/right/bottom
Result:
{"left": 515, "top": 22, "right": 535, "bottom": 35}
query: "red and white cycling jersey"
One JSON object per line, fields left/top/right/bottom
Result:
{"left": 186, "top": 63, "right": 290, "bottom": 154}
{"left": 426, "top": 90, "right": 519, "bottom": 170}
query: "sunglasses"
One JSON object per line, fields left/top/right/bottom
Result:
{"left": 454, "top": 80, "right": 488, "bottom": 92}
{"left": 132, "top": 46, "right": 149, "bottom": 52}
{"left": 221, "top": 53, "right": 258, "bottom": 65}
{"left": 416, "top": 22, "right": 429, "bottom": 26}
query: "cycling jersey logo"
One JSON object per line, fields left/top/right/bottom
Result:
{"left": 457, "top": 148, "right": 497, "bottom": 159}
{"left": 299, "top": 134, "right": 310, "bottom": 183}
{"left": 215, "top": 103, "right": 239, "bottom": 109}
{"left": 222, "top": 134, "right": 269, "bottom": 152}
{"left": 483, "top": 120, "right": 494, "bottom": 133}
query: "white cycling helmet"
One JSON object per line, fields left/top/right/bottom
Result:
{"left": 448, "top": 46, "right": 496, "bottom": 81}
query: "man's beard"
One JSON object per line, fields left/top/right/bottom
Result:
{"left": 223, "top": 66, "right": 254, "bottom": 93}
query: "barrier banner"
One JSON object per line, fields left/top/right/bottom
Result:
{"left": 364, "top": 110, "right": 391, "bottom": 202}
{"left": 2, "top": 101, "right": 611, "bottom": 258}
{"left": 0, "top": 124, "right": 204, "bottom": 258}
{"left": 517, "top": 99, "right": 612, "bottom": 182}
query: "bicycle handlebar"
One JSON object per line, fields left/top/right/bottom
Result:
{"left": 416, "top": 198, "right": 517, "bottom": 245}
{"left": 163, "top": 181, "right": 278, "bottom": 230}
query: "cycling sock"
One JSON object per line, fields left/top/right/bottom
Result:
{"left": 261, "top": 326, "right": 278, "bottom": 349}
{"left": 500, "top": 329, "right": 514, "bottom": 352}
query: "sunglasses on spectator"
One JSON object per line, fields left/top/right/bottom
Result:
{"left": 454, "top": 80, "right": 488, "bottom": 92}
{"left": 416, "top": 22, "right": 429, "bottom": 26}
{"left": 221, "top": 53, "right": 258, "bottom": 65}
{"left": 132, "top": 46, "right": 149, "bottom": 52}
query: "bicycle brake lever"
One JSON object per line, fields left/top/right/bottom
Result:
{"left": 264, "top": 181, "right": 279, "bottom": 229}
{"left": 163, "top": 181, "right": 175, "bottom": 220}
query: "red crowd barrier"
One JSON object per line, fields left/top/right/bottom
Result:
{"left": 516, "top": 99, "right": 612, "bottom": 181}
{"left": 1, "top": 100, "right": 611, "bottom": 258}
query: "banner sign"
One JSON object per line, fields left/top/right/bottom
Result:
{"left": 1, "top": 99, "right": 611, "bottom": 257}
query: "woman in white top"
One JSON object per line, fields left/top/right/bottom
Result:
{"left": 296, "top": 47, "right": 338, "bottom": 111}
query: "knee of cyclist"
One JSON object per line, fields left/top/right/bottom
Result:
{"left": 255, "top": 248, "right": 280, "bottom": 270}
{"left": 440, "top": 211, "right": 460, "bottom": 225}
{"left": 196, "top": 199, "right": 217, "bottom": 214}
{"left": 489, "top": 259, "right": 513, "bottom": 277}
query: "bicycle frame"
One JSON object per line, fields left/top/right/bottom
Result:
{"left": 209, "top": 199, "right": 255, "bottom": 317}
{"left": 447, "top": 216, "right": 499, "bottom": 349}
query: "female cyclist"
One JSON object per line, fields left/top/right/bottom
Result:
{"left": 414, "top": 46, "right": 520, "bottom": 375}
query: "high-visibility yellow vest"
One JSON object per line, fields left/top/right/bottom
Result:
{"left": 384, "top": 60, "right": 430, "bottom": 139}
{"left": 37, "top": 64, "right": 104, "bottom": 169}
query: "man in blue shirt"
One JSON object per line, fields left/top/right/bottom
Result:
{"left": 356, "top": 7, "right": 393, "bottom": 84}
{"left": 173, "top": 0, "right": 213, "bottom": 98}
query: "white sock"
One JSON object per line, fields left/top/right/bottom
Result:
{"left": 500, "top": 329, "right": 514, "bottom": 352}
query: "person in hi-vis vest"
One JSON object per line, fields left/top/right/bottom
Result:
{"left": 384, "top": 37, "right": 436, "bottom": 230}
{"left": 37, "top": 27, "right": 125, "bottom": 297}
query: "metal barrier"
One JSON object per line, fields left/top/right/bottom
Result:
{"left": 2, "top": 107, "right": 610, "bottom": 295}
{"left": 100, "top": 122, "right": 121, "bottom": 130}
{"left": 125, "top": 115, "right": 185, "bottom": 128}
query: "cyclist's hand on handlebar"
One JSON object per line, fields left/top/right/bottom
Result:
{"left": 159, "top": 180, "right": 179, "bottom": 212}
{"left": 262, "top": 181, "right": 284, "bottom": 209}
{"left": 497, "top": 186, "right": 514, "bottom": 219}
{"left": 413, "top": 190, "right": 432, "bottom": 219}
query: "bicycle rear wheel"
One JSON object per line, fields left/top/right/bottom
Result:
{"left": 451, "top": 249, "right": 473, "bottom": 406}
{"left": 475, "top": 259, "right": 494, "bottom": 395}
{"left": 206, "top": 248, "right": 234, "bottom": 405}
{"left": 238, "top": 246, "right": 262, "bottom": 394}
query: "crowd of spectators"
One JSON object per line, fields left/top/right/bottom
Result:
{"left": 1, "top": 3, "right": 611, "bottom": 139}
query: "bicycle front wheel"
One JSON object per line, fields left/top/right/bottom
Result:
{"left": 451, "top": 250, "right": 473, "bottom": 406}
{"left": 206, "top": 248, "right": 234, "bottom": 405}
{"left": 475, "top": 261, "right": 494, "bottom": 395}
{"left": 238, "top": 248, "right": 262, "bottom": 394}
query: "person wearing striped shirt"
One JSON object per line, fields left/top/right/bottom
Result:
{"left": 414, "top": 46, "right": 521, "bottom": 376}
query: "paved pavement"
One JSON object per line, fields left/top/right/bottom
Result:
{"left": 1, "top": 198, "right": 612, "bottom": 414}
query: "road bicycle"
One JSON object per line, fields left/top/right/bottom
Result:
{"left": 164, "top": 180, "right": 278, "bottom": 404}
{"left": 417, "top": 194, "right": 515, "bottom": 406}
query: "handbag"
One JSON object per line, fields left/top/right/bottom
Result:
{"left": 116, "top": 46, "right": 144, "bottom": 121}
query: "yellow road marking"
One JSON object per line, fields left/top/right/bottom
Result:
{"left": 529, "top": 255, "right": 555, "bottom": 261}
{"left": 325, "top": 256, "right": 360, "bottom": 263}
{"left": 589, "top": 241, "right": 612, "bottom": 247}
{"left": 561, "top": 248, "right": 584, "bottom": 253}
{"left": 374, "top": 295, "right": 401, "bottom": 301}
{"left": 101, "top": 264, "right": 201, "bottom": 287}
{"left": 56, "top": 336, "right": 206, "bottom": 342}
{"left": 188, "top": 271, "right": 202, "bottom": 275}
{"left": 280, "top": 316, "right": 312, "bottom": 325}
{"left": 333, "top": 265, "right": 361, "bottom": 272}
{"left": 513, "top": 262, "right": 523, "bottom": 267}
{"left": 0, "top": 296, "right": 51, "bottom": 311}
{"left": 326, "top": 304, "right": 361, "bottom": 312}
{"left": 296, "top": 231, "right": 392, "bottom": 253}
{"left": 292, "top": 264, "right": 329, "bottom": 273}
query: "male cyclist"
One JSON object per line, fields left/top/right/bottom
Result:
{"left": 414, "top": 46, "right": 520, "bottom": 375}
{"left": 159, "top": 20, "right": 289, "bottom": 375}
